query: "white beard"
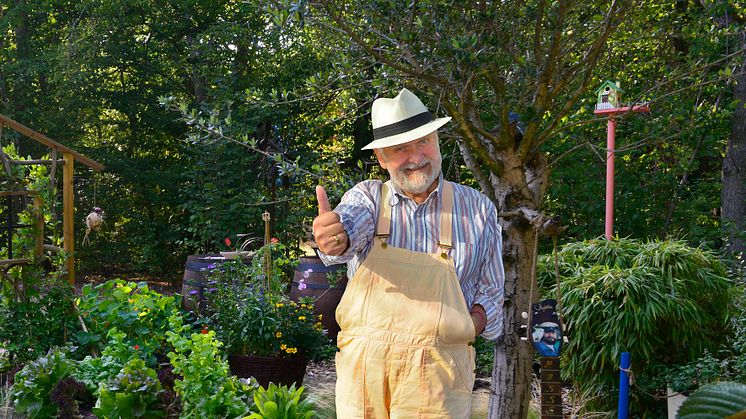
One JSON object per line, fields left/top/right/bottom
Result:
{"left": 390, "top": 157, "right": 442, "bottom": 196}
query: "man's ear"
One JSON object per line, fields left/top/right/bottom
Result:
{"left": 374, "top": 149, "right": 388, "bottom": 170}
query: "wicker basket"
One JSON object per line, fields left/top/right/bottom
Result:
{"left": 228, "top": 354, "right": 308, "bottom": 388}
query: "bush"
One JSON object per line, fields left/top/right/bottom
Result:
{"left": 11, "top": 347, "right": 76, "bottom": 418}
{"left": 74, "top": 279, "right": 182, "bottom": 365}
{"left": 93, "top": 357, "right": 164, "bottom": 419}
{"left": 537, "top": 237, "right": 732, "bottom": 414}
{"left": 166, "top": 313, "right": 255, "bottom": 417}
{"left": 677, "top": 381, "right": 746, "bottom": 418}
{"left": 247, "top": 382, "right": 317, "bottom": 419}
{"left": 0, "top": 266, "right": 78, "bottom": 367}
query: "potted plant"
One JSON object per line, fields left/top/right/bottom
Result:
{"left": 203, "top": 241, "right": 331, "bottom": 388}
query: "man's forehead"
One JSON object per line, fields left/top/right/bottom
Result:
{"left": 378, "top": 131, "right": 438, "bottom": 151}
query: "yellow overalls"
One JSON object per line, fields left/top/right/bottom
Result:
{"left": 335, "top": 181, "right": 477, "bottom": 418}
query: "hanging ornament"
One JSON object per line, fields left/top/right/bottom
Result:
{"left": 83, "top": 207, "right": 104, "bottom": 245}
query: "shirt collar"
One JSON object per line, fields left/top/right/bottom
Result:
{"left": 388, "top": 172, "right": 444, "bottom": 207}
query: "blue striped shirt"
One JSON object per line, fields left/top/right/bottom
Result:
{"left": 320, "top": 176, "right": 505, "bottom": 340}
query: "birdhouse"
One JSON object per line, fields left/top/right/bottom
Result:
{"left": 595, "top": 80, "right": 623, "bottom": 110}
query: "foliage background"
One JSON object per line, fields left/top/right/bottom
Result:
{"left": 1, "top": 0, "right": 744, "bottom": 416}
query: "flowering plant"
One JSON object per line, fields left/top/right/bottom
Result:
{"left": 203, "top": 241, "right": 331, "bottom": 360}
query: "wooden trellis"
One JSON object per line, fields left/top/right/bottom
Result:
{"left": 0, "top": 114, "right": 104, "bottom": 285}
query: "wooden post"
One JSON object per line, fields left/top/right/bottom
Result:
{"left": 262, "top": 211, "right": 271, "bottom": 290}
{"left": 32, "top": 193, "right": 44, "bottom": 258}
{"left": 63, "top": 152, "right": 75, "bottom": 285}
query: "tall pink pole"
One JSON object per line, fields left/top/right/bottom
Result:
{"left": 595, "top": 103, "right": 649, "bottom": 240}
{"left": 605, "top": 118, "right": 617, "bottom": 240}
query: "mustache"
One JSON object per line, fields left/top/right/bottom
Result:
{"left": 403, "top": 159, "right": 431, "bottom": 171}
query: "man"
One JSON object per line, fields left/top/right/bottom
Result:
{"left": 313, "top": 88, "right": 505, "bottom": 418}
{"left": 533, "top": 322, "right": 561, "bottom": 357}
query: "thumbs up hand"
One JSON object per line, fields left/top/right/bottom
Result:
{"left": 313, "top": 185, "right": 348, "bottom": 256}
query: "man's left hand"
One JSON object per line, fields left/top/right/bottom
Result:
{"left": 470, "top": 304, "right": 487, "bottom": 336}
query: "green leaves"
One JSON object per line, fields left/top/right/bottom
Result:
{"left": 75, "top": 279, "right": 181, "bottom": 364}
{"left": 11, "top": 348, "right": 76, "bottom": 419}
{"left": 165, "top": 319, "right": 255, "bottom": 418}
{"left": 677, "top": 381, "right": 746, "bottom": 419}
{"left": 247, "top": 382, "right": 316, "bottom": 419}
{"left": 93, "top": 357, "right": 164, "bottom": 419}
{"left": 538, "top": 237, "right": 733, "bottom": 414}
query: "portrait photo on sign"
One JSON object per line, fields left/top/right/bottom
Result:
{"left": 532, "top": 321, "right": 562, "bottom": 357}
{"left": 530, "top": 299, "right": 562, "bottom": 357}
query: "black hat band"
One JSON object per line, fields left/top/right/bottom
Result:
{"left": 372, "top": 111, "right": 433, "bottom": 140}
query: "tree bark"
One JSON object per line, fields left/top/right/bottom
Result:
{"left": 489, "top": 219, "right": 539, "bottom": 418}
{"left": 722, "top": 29, "right": 746, "bottom": 275}
{"left": 485, "top": 145, "right": 547, "bottom": 418}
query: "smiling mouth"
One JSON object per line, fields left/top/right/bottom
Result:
{"left": 404, "top": 162, "right": 430, "bottom": 174}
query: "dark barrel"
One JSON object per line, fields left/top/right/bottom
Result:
{"left": 289, "top": 255, "right": 348, "bottom": 343}
{"left": 181, "top": 254, "right": 251, "bottom": 313}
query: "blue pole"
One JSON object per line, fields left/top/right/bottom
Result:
{"left": 618, "top": 352, "right": 631, "bottom": 419}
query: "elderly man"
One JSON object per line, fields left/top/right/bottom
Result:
{"left": 313, "top": 88, "right": 505, "bottom": 418}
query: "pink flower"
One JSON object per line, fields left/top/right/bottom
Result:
{"left": 224, "top": 237, "right": 232, "bottom": 247}
{"left": 298, "top": 279, "right": 307, "bottom": 290}
{"left": 271, "top": 237, "right": 279, "bottom": 244}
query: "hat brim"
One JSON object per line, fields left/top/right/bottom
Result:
{"left": 362, "top": 117, "right": 451, "bottom": 150}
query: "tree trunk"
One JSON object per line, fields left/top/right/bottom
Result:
{"left": 11, "top": 0, "right": 30, "bottom": 115}
{"left": 489, "top": 222, "right": 538, "bottom": 418}
{"left": 481, "top": 146, "right": 547, "bottom": 419}
{"left": 722, "top": 29, "right": 746, "bottom": 276}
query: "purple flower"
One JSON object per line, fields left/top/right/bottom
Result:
{"left": 207, "top": 263, "right": 216, "bottom": 269}
{"left": 303, "top": 268, "right": 312, "bottom": 279}
{"left": 208, "top": 288, "right": 217, "bottom": 293}
{"left": 298, "top": 279, "right": 307, "bottom": 290}
{"left": 189, "top": 289, "right": 199, "bottom": 295}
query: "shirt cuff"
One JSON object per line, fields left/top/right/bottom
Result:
{"left": 475, "top": 296, "right": 503, "bottom": 341}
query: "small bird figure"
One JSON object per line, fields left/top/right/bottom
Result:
{"left": 83, "top": 207, "right": 104, "bottom": 245}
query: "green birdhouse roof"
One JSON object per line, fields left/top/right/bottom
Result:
{"left": 596, "top": 80, "right": 624, "bottom": 95}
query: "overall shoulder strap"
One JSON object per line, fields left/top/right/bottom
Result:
{"left": 438, "top": 181, "right": 454, "bottom": 252}
{"left": 375, "top": 181, "right": 392, "bottom": 238}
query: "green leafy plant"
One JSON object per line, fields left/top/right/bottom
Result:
{"left": 0, "top": 266, "right": 78, "bottom": 367}
{"left": 11, "top": 347, "right": 76, "bottom": 418}
{"left": 677, "top": 381, "right": 746, "bottom": 419}
{"left": 75, "top": 279, "right": 181, "bottom": 365}
{"left": 205, "top": 242, "right": 331, "bottom": 360}
{"left": 93, "top": 357, "right": 164, "bottom": 419}
{"left": 537, "top": 238, "right": 732, "bottom": 414}
{"left": 165, "top": 313, "right": 255, "bottom": 418}
{"left": 247, "top": 383, "right": 316, "bottom": 419}
{"left": 72, "top": 329, "right": 142, "bottom": 395}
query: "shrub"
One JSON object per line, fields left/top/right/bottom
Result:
{"left": 166, "top": 314, "right": 255, "bottom": 417}
{"left": 93, "top": 357, "right": 164, "bottom": 419}
{"left": 677, "top": 381, "right": 746, "bottom": 418}
{"left": 0, "top": 266, "right": 78, "bottom": 366}
{"left": 205, "top": 245, "right": 331, "bottom": 360}
{"left": 247, "top": 383, "right": 317, "bottom": 419}
{"left": 537, "top": 237, "right": 732, "bottom": 414}
{"left": 72, "top": 329, "right": 143, "bottom": 395}
{"left": 74, "top": 279, "right": 181, "bottom": 365}
{"left": 11, "top": 347, "right": 76, "bottom": 418}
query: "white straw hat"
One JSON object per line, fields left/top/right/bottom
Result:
{"left": 363, "top": 88, "right": 451, "bottom": 150}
